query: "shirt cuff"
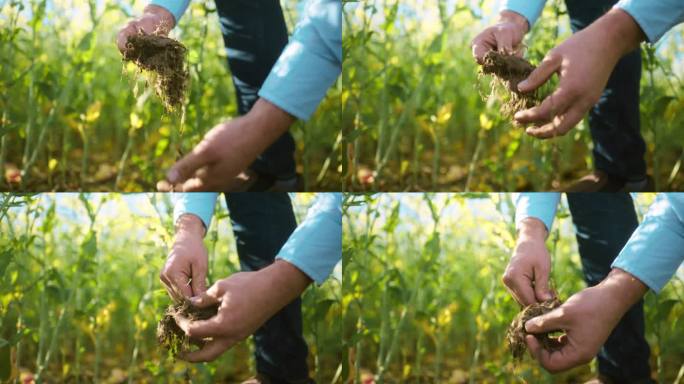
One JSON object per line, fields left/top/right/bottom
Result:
{"left": 612, "top": 195, "right": 684, "bottom": 293}
{"left": 173, "top": 192, "right": 219, "bottom": 229}
{"left": 501, "top": 0, "right": 546, "bottom": 28}
{"left": 275, "top": 193, "right": 342, "bottom": 284}
{"left": 615, "top": 0, "right": 684, "bottom": 43}
{"left": 149, "top": 0, "right": 190, "bottom": 24}
{"left": 514, "top": 192, "right": 561, "bottom": 233}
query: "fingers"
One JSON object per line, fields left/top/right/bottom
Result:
{"left": 524, "top": 307, "right": 566, "bottom": 334}
{"left": 517, "top": 54, "right": 560, "bottom": 93}
{"left": 514, "top": 87, "right": 575, "bottom": 126}
{"left": 502, "top": 272, "right": 537, "bottom": 306}
{"left": 179, "top": 337, "right": 235, "bottom": 363}
{"left": 471, "top": 34, "right": 493, "bottom": 64}
{"left": 190, "top": 266, "right": 208, "bottom": 296}
{"left": 494, "top": 31, "right": 514, "bottom": 55}
{"left": 533, "top": 266, "right": 553, "bottom": 302}
{"left": 525, "top": 334, "right": 579, "bottom": 373}
{"left": 189, "top": 289, "right": 219, "bottom": 309}
{"left": 524, "top": 106, "right": 585, "bottom": 139}
{"left": 117, "top": 23, "right": 138, "bottom": 54}
{"left": 160, "top": 265, "right": 193, "bottom": 298}
{"left": 166, "top": 143, "right": 215, "bottom": 185}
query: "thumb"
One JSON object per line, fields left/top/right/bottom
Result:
{"left": 524, "top": 309, "right": 564, "bottom": 334}
{"left": 518, "top": 54, "right": 560, "bottom": 93}
{"left": 190, "top": 283, "right": 221, "bottom": 308}
{"left": 167, "top": 146, "right": 211, "bottom": 184}
{"left": 534, "top": 269, "right": 553, "bottom": 302}
{"left": 190, "top": 266, "right": 208, "bottom": 296}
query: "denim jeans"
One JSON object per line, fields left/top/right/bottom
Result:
{"left": 225, "top": 193, "right": 310, "bottom": 381}
{"left": 215, "top": 0, "right": 297, "bottom": 180}
{"left": 566, "top": 193, "right": 653, "bottom": 382}
{"left": 565, "top": 0, "right": 647, "bottom": 182}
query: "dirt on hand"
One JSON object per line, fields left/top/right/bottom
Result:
{"left": 506, "top": 298, "right": 563, "bottom": 361}
{"left": 479, "top": 51, "right": 539, "bottom": 118}
{"left": 123, "top": 33, "right": 189, "bottom": 112}
{"left": 157, "top": 298, "right": 219, "bottom": 358}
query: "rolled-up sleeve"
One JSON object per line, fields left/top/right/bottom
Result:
{"left": 615, "top": 0, "right": 684, "bottom": 43}
{"left": 173, "top": 192, "right": 219, "bottom": 229}
{"left": 502, "top": 0, "right": 547, "bottom": 28}
{"left": 514, "top": 192, "right": 561, "bottom": 232}
{"left": 259, "top": 0, "right": 342, "bottom": 121}
{"left": 276, "top": 193, "right": 342, "bottom": 284}
{"left": 612, "top": 194, "right": 684, "bottom": 293}
{"left": 149, "top": 0, "right": 191, "bottom": 24}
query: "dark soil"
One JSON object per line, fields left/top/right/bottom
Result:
{"left": 157, "top": 298, "right": 219, "bottom": 357}
{"left": 506, "top": 298, "right": 562, "bottom": 361}
{"left": 123, "top": 33, "right": 189, "bottom": 111}
{"left": 479, "top": 51, "right": 539, "bottom": 117}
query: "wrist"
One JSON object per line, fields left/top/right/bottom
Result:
{"left": 267, "top": 260, "right": 312, "bottom": 299}
{"left": 517, "top": 217, "right": 548, "bottom": 240}
{"left": 499, "top": 10, "right": 529, "bottom": 34}
{"left": 592, "top": 8, "right": 644, "bottom": 59}
{"left": 599, "top": 268, "right": 648, "bottom": 313}
{"left": 175, "top": 214, "right": 206, "bottom": 237}
{"left": 143, "top": 4, "right": 176, "bottom": 30}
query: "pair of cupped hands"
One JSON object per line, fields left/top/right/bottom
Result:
{"left": 116, "top": 5, "right": 294, "bottom": 193}
{"left": 504, "top": 217, "right": 647, "bottom": 373}
{"left": 471, "top": 9, "right": 645, "bottom": 139}
{"left": 159, "top": 215, "right": 311, "bottom": 362}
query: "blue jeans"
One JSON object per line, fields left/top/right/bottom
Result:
{"left": 566, "top": 193, "right": 653, "bottom": 382}
{"left": 216, "top": 0, "right": 297, "bottom": 180}
{"left": 225, "top": 193, "right": 310, "bottom": 381}
{"left": 565, "top": 0, "right": 647, "bottom": 182}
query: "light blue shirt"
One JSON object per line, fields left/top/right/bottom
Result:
{"left": 515, "top": 193, "right": 684, "bottom": 293}
{"left": 173, "top": 193, "right": 342, "bottom": 284}
{"left": 149, "top": 0, "right": 342, "bottom": 120}
{"left": 502, "top": 0, "right": 684, "bottom": 42}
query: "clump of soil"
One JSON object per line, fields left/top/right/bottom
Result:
{"left": 506, "top": 298, "right": 562, "bottom": 361}
{"left": 479, "top": 51, "right": 539, "bottom": 117}
{"left": 157, "top": 298, "right": 219, "bottom": 357}
{"left": 123, "top": 33, "right": 189, "bottom": 111}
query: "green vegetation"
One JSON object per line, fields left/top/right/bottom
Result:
{"left": 0, "top": 193, "right": 341, "bottom": 382}
{"left": 342, "top": 0, "right": 684, "bottom": 191}
{"left": 342, "top": 193, "right": 684, "bottom": 382}
{"left": 0, "top": 0, "right": 341, "bottom": 191}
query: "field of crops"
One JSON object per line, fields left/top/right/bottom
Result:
{"left": 0, "top": 0, "right": 341, "bottom": 192}
{"left": 342, "top": 1, "right": 684, "bottom": 191}
{"left": 0, "top": 193, "right": 341, "bottom": 382}
{"left": 342, "top": 193, "right": 684, "bottom": 382}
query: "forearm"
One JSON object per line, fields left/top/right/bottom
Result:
{"left": 599, "top": 268, "right": 649, "bottom": 319}
{"left": 175, "top": 213, "right": 205, "bottom": 237}
{"left": 515, "top": 193, "right": 561, "bottom": 233}
{"left": 517, "top": 217, "right": 548, "bottom": 240}
{"left": 501, "top": 0, "right": 546, "bottom": 28}
{"left": 148, "top": 0, "right": 189, "bottom": 25}
{"left": 242, "top": 98, "right": 295, "bottom": 157}
{"left": 587, "top": 8, "right": 645, "bottom": 59}
{"left": 264, "top": 260, "right": 313, "bottom": 307}
{"left": 498, "top": 10, "right": 530, "bottom": 33}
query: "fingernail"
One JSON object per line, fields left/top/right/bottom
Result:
{"left": 517, "top": 80, "right": 528, "bottom": 90}
{"left": 189, "top": 296, "right": 200, "bottom": 305}
{"left": 167, "top": 169, "right": 179, "bottom": 183}
{"left": 524, "top": 319, "right": 537, "bottom": 332}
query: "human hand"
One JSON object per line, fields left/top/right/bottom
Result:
{"left": 524, "top": 268, "right": 648, "bottom": 373}
{"left": 513, "top": 8, "right": 645, "bottom": 139}
{"left": 174, "top": 260, "right": 312, "bottom": 362}
{"left": 471, "top": 10, "right": 529, "bottom": 64}
{"left": 116, "top": 5, "right": 175, "bottom": 54}
{"left": 503, "top": 217, "right": 554, "bottom": 306}
{"left": 160, "top": 214, "right": 208, "bottom": 299}
{"left": 157, "top": 98, "right": 295, "bottom": 192}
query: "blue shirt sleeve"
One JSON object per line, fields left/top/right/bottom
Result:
{"left": 612, "top": 194, "right": 684, "bottom": 293}
{"left": 501, "top": 0, "right": 547, "bottom": 28}
{"left": 149, "top": 0, "right": 190, "bottom": 24}
{"left": 276, "top": 193, "right": 342, "bottom": 284}
{"left": 173, "top": 192, "right": 219, "bottom": 229}
{"left": 259, "top": 0, "right": 342, "bottom": 121}
{"left": 514, "top": 192, "right": 561, "bottom": 233}
{"left": 615, "top": 0, "right": 684, "bottom": 42}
